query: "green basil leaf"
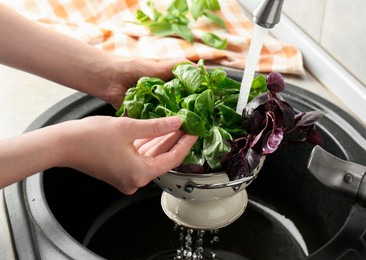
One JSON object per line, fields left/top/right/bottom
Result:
{"left": 182, "top": 148, "right": 205, "bottom": 166}
{"left": 141, "top": 103, "right": 154, "bottom": 119}
{"left": 217, "top": 104, "right": 245, "bottom": 137}
{"left": 203, "top": 10, "right": 226, "bottom": 28}
{"left": 177, "top": 16, "right": 190, "bottom": 25}
{"left": 171, "top": 23, "right": 193, "bottom": 43}
{"left": 194, "top": 89, "right": 214, "bottom": 129}
{"left": 137, "top": 77, "right": 165, "bottom": 88}
{"left": 115, "top": 104, "right": 125, "bottom": 117}
{"left": 203, "top": 126, "right": 232, "bottom": 169}
{"left": 191, "top": 136, "right": 204, "bottom": 153}
{"left": 164, "top": 78, "right": 187, "bottom": 103}
{"left": 117, "top": 77, "right": 166, "bottom": 118}
{"left": 173, "top": 63, "right": 203, "bottom": 93}
{"left": 181, "top": 94, "right": 199, "bottom": 111}
{"left": 167, "top": 0, "right": 188, "bottom": 14}
{"left": 147, "top": 1, "right": 163, "bottom": 21}
{"left": 197, "top": 59, "right": 206, "bottom": 72}
{"left": 204, "top": 0, "right": 221, "bottom": 11}
{"left": 116, "top": 86, "right": 139, "bottom": 116}
{"left": 179, "top": 138, "right": 205, "bottom": 171}
{"left": 217, "top": 93, "right": 239, "bottom": 110}
{"left": 191, "top": 0, "right": 205, "bottom": 20}
{"left": 135, "top": 10, "right": 151, "bottom": 25}
{"left": 202, "top": 32, "right": 227, "bottom": 49}
{"left": 148, "top": 111, "right": 160, "bottom": 119}
{"left": 155, "top": 105, "right": 174, "bottom": 117}
{"left": 123, "top": 100, "right": 144, "bottom": 118}
{"left": 149, "top": 21, "right": 174, "bottom": 37}
{"left": 208, "top": 68, "right": 226, "bottom": 86}
{"left": 154, "top": 85, "right": 180, "bottom": 112}
{"left": 249, "top": 75, "right": 267, "bottom": 102}
{"left": 211, "top": 76, "right": 240, "bottom": 96}
{"left": 177, "top": 108, "right": 207, "bottom": 137}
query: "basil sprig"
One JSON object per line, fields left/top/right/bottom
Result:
{"left": 132, "top": 0, "right": 227, "bottom": 49}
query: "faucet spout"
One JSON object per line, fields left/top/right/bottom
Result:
{"left": 253, "top": 0, "right": 284, "bottom": 29}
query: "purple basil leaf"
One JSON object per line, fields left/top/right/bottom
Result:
{"left": 295, "top": 112, "right": 306, "bottom": 122}
{"left": 274, "top": 99, "right": 296, "bottom": 130}
{"left": 244, "top": 110, "right": 263, "bottom": 135}
{"left": 232, "top": 137, "right": 248, "bottom": 149}
{"left": 223, "top": 138, "right": 237, "bottom": 150}
{"left": 306, "top": 128, "right": 324, "bottom": 145}
{"left": 243, "top": 93, "right": 269, "bottom": 116}
{"left": 219, "top": 151, "right": 232, "bottom": 166}
{"left": 226, "top": 152, "right": 250, "bottom": 180}
{"left": 246, "top": 148, "right": 260, "bottom": 172}
{"left": 296, "top": 111, "right": 325, "bottom": 127}
{"left": 262, "top": 127, "right": 284, "bottom": 154}
{"left": 251, "top": 125, "right": 266, "bottom": 149}
{"left": 174, "top": 164, "right": 206, "bottom": 174}
{"left": 250, "top": 110, "right": 274, "bottom": 149}
{"left": 267, "top": 72, "right": 285, "bottom": 93}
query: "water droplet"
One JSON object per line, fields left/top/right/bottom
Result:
{"left": 173, "top": 225, "right": 221, "bottom": 259}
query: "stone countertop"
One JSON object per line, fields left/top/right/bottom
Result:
{"left": 0, "top": 65, "right": 76, "bottom": 139}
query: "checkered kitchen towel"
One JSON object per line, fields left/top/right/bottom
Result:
{"left": 2, "top": 0, "right": 304, "bottom": 75}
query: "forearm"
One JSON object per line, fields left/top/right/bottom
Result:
{"left": 0, "top": 125, "right": 64, "bottom": 188}
{"left": 0, "top": 116, "right": 197, "bottom": 193}
{"left": 0, "top": 4, "right": 122, "bottom": 103}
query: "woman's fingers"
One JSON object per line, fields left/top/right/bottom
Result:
{"left": 147, "top": 134, "right": 198, "bottom": 177}
{"left": 133, "top": 137, "right": 154, "bottom": 150}
{"left": 138, "top": 130, "right": 184, "bottom": 157}
{"left": 128, "top": 116, "right": 182, "bottom": 140}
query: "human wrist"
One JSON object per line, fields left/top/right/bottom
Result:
{"left": 99, "top": 56, "right": 130, "bottom": 108}
{"left": 50, "top": 121, "right": 84, "bottom": 169}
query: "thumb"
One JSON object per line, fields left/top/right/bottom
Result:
{"left": 130, "top": 116, "right": 182, "bottom": 139}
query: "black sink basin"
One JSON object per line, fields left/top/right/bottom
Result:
{"left": 4, "top": 68, "right": 366, "bottom": 260}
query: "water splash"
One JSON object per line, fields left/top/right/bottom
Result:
{"left": 236, "top": 24, "right": 269, "bottom": 115}
{"left": 174, "top": 225, "right": 220, "bottom": 260}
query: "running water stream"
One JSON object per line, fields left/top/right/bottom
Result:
{"left": 236, "top": 24, "right": 269, "bottom": 115}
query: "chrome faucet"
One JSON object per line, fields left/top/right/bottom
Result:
{"left": 253, "top": 0, "right": 285, "bottom": 29}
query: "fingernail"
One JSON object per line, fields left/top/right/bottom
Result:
{"left": 168, "top": 116, "right": 181, "bottom": 128}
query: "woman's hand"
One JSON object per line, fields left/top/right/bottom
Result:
{"left": 0, "top": 116, "right": 197, "bottom": 193}
{"left": 58, "top": 116, "right": 197, "bottom": 194}
{"left": 104, "top": 58, "right": 188, "bottom": 109}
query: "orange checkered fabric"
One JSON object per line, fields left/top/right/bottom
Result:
{"left": 3, "top": 0, "right": 304, "bottom": 75}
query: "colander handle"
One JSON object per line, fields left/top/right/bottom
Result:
{"left": 184, "top": 174, "right": 257, "bottom": 193}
